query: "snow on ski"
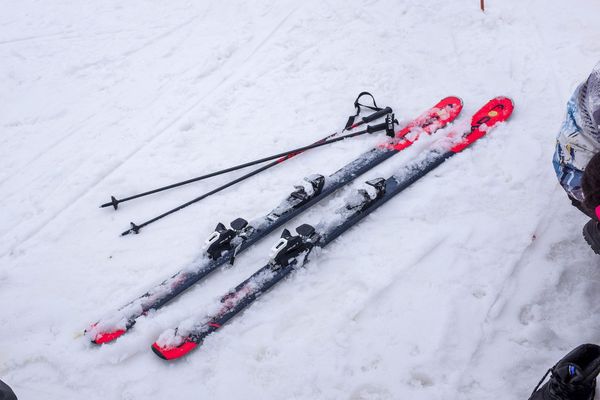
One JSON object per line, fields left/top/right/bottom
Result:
{"left": 151, "top": 97, "right": 514, "bottom": 360}
{"left": 85, "top": 97, "right": 463, "bottom": 345}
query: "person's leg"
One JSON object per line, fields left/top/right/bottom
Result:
{"left": 569, "top": 195, "right": 597, "bottom": 219}
{"left": 580, "top": 152, "right": 600, "bottom": 253}
{"left": 553, "top": 145, "right": 592, "bottom": 220}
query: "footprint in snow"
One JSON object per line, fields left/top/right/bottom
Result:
{"left": 349, "top": 384, "right": 392, "bottom": 400}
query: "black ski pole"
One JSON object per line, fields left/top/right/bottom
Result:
{"left": 120, "top": 118, "right": 395, "bottom": 236}
{"left": 101, "top": 106, "right": 392, "bottom": 210}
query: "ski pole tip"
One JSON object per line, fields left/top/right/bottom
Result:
{"left": 100, "top": 196, "right": 120, "bottom": 210}
{"left": 110, "top": 196, "right": 119, "bottom": 210}
{"left": 121, "top": 222, "right": 140, "bottom": 236}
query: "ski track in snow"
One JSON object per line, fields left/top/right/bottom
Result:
{"left": 1, "top": 0, "right": 600, "bottom": 399}
{"left": 0, "top": 3, "right": 301, "bottom": 256}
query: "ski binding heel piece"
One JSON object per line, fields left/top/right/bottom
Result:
{"left": 269, "top": 224, "right": 319, "bottom": 269}
{"left": 345, "top": 178, "right": 386, "bottom": 212}
{"left": 290, "top": 175, "right": 325, "bottom": 203}
{"left": 204, "top": 218, "right": 252, "bottom": 259}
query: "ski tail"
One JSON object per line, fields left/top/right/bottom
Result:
{"left": 89, "top": 326, "right": 126, "bottom": 345}
{"left": 152, "top": 340, "right": 198, "bottom": 360}
{"left": 150, "top": 96, "right": 513, "bottom": 360}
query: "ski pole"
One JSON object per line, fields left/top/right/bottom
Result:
{"left": 101, "top": 107, "right": 392, "bottom": 210}
{"left": 120, "top": 117, "right": 395, "bottom": 236}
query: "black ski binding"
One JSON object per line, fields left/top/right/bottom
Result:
{"left": 290, "top": 174, "right": 325, "bottom": 205}
{"left": 345, "top": 177, "right": 386, "bottom": 212}
{"left": 269, "top": 224, "right": 319, "bottom": 269}
{"left": 204, "top": 217, "right": 252, "bottom": 260}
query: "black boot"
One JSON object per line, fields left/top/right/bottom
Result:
{"left": 0, "top": 379, "right": 17, "bottom": 400}
{"left": 583, "top": 220, "right": 600, "bottom": 255}
{"left": 529, "top": 344, "right": 600, "bottom": 400}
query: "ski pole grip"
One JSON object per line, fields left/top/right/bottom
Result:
{"left": 362, "top": 107, "right": 392, "bottom": 123}
{"left": 366, "top": 122, "right": 387, "bottom": 134}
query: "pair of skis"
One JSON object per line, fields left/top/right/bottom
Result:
{"left": 86, "top": 96, "right": 514, "bottom": 360}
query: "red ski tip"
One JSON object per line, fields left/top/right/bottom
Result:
{"left": 151, "top": 340, "right": 198, "bottom": 360}
{"left": 91, "top": 329, "right": 126, "bottom": 345}
{"left": 450, "top": 96, "right": 514, "bottom": 153}
{"left": 384, "top": 96, "right": 463, "bottom": 152}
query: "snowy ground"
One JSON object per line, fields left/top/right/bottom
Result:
{"left": 1, "top": 0, "right": 600, "bottom": 399}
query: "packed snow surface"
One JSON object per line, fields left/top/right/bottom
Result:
{"left": 1, "top": 0, "right": 600, "bottom": 399}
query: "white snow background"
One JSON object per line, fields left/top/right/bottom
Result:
{"left": 1, "top": 0, "right": 600, "bottom": 399}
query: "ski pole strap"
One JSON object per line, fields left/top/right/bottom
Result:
{"left": 355, "top": 91, "right": 381, "bottom": 112}
{"left": 345, "top": 91, "right": 385, "bottom": 130}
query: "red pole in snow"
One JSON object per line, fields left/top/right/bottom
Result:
{"left": 480, "top": 0, "right": 485, "bottom": 11}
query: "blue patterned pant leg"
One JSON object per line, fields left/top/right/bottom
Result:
{"left": 553, "top": 88, "right": 585, "bottom": 202}
{"left": 553, "top": 143, "right": 583, "bottom": 201}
